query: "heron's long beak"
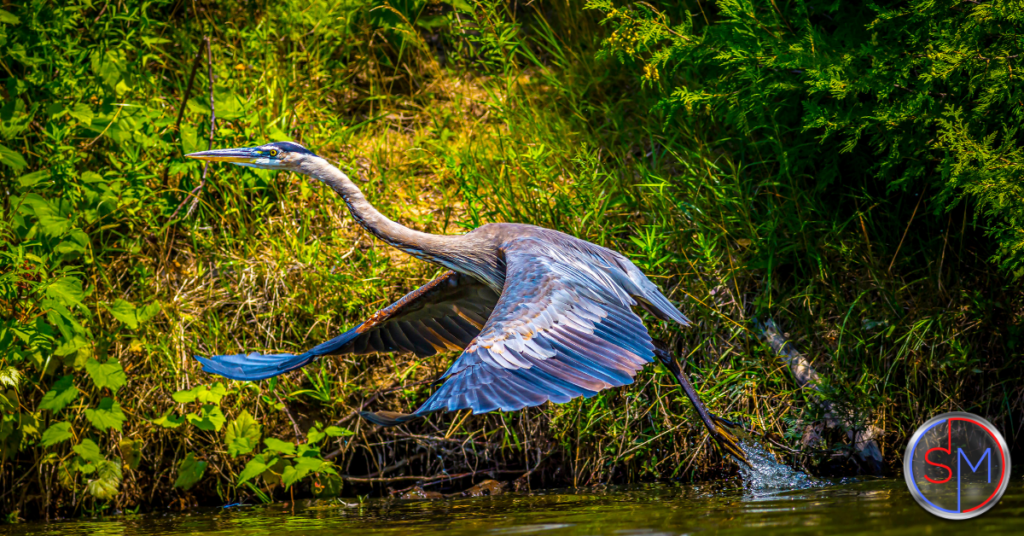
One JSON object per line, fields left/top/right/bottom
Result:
{"left": 185, "top": 148, "right": 257, "bottom": 164}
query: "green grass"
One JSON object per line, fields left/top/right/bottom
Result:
{"left": 1, "top": 0, "right": 1021, "bottom": 522}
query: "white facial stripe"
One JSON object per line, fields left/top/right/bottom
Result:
{"left": 229, "top": 157, "right": 281, "bottom": 169}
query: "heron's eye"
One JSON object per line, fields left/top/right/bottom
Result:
{"left": 269, "top": 149, "right": 279, "bottom": 157}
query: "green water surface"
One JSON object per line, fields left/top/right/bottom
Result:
{"left": 7, "top": 478, "right": 1024, "bottom": 535}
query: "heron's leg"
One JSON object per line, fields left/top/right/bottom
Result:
{"left": 652, "top": 340, "right": 750, "bottom": 467}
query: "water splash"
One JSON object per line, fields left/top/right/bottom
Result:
{"left": 736, "top": 439, "right": 823, "bottom": 496}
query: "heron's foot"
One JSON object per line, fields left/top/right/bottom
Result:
{"left": 710, "top": 413, "right": 742, "bottom": 429}
{"left": 707, "top": 415, "right": 750, "bottom": 467}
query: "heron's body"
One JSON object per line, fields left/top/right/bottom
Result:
{"left": 187, "top": 141, "right": 747, "bottom": 464}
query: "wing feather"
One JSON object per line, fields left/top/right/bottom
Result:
{"left": 396, "top": 235, "right": 686, "bottom": 421}
{"left": 194, "top": 271, "right": 500, "bottom": 381}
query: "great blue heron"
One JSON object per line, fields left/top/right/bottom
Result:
{"left": 186, "top": 141, "right": 748, "bottom": 465}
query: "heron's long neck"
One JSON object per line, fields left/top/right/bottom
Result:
{"left": 299, "top": 157, "right": 503, "bottom": 290}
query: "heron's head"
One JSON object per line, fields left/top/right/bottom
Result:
{"left": 186, "top": 141, "right": 318, "bottom": 171}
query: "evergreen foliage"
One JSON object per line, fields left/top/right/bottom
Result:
{"left": 590, "top": 0, "right": 1024, "bottom": 272}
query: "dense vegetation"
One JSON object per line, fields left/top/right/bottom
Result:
{"left": 1, "top": 0, "right": 1021, "bottom": 522}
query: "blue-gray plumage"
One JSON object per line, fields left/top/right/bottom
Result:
{"left": 186, "top": 141, "right": 748, "bottom": 465}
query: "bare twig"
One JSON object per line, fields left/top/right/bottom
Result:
{"left": 362, "top": 452, "right": 429, "bottom": 479}
{"left": 754, "top": 318, "right": 884, "bottom": 471}
{"left": 324, "top": 379, "right": 437, "bottom": 460}
{"left": 273, "top": 390, "right": 306, "bottom": 443}
{"left": 82, "top": 105, "right": 123, "bottom": 150}
{"left": 888, "top": 185, "right": 927, "bottom": 272}
{"left": 512, "top": 449, "right": 554, "bottom": 491}
{"left": 92, "top": 2, "right": 108, "bottom": 24}
{"left": 331, "top": 378, "right": 435, "bottom": 428}
{"left": 174, "top": 43, "right": 205, "bottom": 135}
{"left": 387, "top": 431, "right": 498, "bottom": 450}
{"left": 170, "top": 36, "right": 215, "bottom": 220}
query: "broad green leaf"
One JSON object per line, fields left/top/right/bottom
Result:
{"left": 84, "top": 358, "right": 126, "bottom": 392}
{"left": 55, "top": 240, "right": 86, "bottom": 257}
{"left": 0, "top": 391, "right": 16, "bottom": 413}
{"left": 18, "top": 170, "right": 50, "bottom": 188}
{"left": 306, "top": 426, "right": 326, "bottom": 445}
{"left": 197, "top": 383, "right": 226, "bottom": 404}
{"left": 18, "top": 412, "right": 41, "bottom": 437}
{"left": 24, "top": 198, "right": 71, "bottom": 238}
{"left": 151, "top": 409, "right": 185, "bottom": 428}
{"left": 54, "top": 335, "right": 89, "bottom": 357}
{"left": 98, "top": 299, "right": 158, "bottom": 329}
{"left": 68, "top": 103, "right": 94, "bottom": 125}
{"left": 261, "top": 456, "right": 286, "bottom": 487}
{"left": 141, "top": 36, "right": 172, "bottom": 46}
{"left": 79, "top": 171, "right": 105, "bottom": 183}
{"left": 293, "top": 456, "right": 324, "bottom": 472}
{"left": 173, "top": 453, "right": 206, "bottom": 490}
{"left": 263, "top": 437, "right": 296, "bottom": 455}
{"left": 180, "top": 123, "right": 198, "bottom": 154}
{"left": 45, "top": 277, "right": 86, "bottom": 309}
{"left": 283, "top": 457, "right": 328, "bottom": 489}
{"left": 75, "top": 456, "right": 98, "bottom": 475}
{"left": 268, "top": 126, "right": 289, "bottom": 141}
{"left": 0, "top": 416, "right": 15, "bottom": 444}
{"left": 229, "top": 437, "right": 257, "bottom": 458}
{"left": 225, "top": 410, "right": 261, "bottom": 458}
{"left": 443, "top": 0, "right": 473, "bottom": 13}
{"left": 45, "top": 103, "right": 65, "bottom": 118}
{"left": 120, "top": 439, "right": 143, "bottom": 470}
{"left": 187, "top": 88, "right": 247, "bottom": 121}
{"left": 171, "top": 386, "right": 199, "bottom": 404}
{"left": 296, "top": 443, "right": 320, "bottom": 458}
{"left": 84, "top": 397, "right": 126, "bottom": 432}
{"left": 173, "top": 383, "right": 226, "bottom": 404}
{"left": 237, "top": 454, "right": 270, "bottom": 485}
{"left": 104, "top": 299, "right": 139, "bottom": 329}
{"left": 0, "top": 366, "right": 20, "bottom": 390}
{"left": 186, "top": 404, "right": 225, "bottom": 431}
{"left": 73, "top": 438, "right": 103, "bottom": 463}
{"left": 281, "top": 464, "right": 305, "bottom": 489}
{"left": 39, "top": 374, "right": 79, "bottom": 412}
{"left": 85, "top": 459, "right": 122, "bottom": 500}
{"left": 0, "top": 143, "right": 26, "bottom": 171}
{"left": 138, "top": 302, "right": 162, "bottom": 323}
{"left": 325, "top": 426, "right": 354, "bottom": 437}
{"left": 41, "top": 421, "right": 73, "bottom": 447}
{"left": 0, "top": 8, "right": 19, "bottom": 24}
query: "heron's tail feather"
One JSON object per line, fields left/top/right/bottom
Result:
{"left": 194, "top": 327, "right": 366, "bottom": 381}
{"left": 359, "top": 410, "right": 421, "bottom": 427}
{"left": 194, "top": 352, "right": 315, "bottom": 381}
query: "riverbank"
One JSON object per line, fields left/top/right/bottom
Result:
{"left": 2, "top": 0, "right": 1021, "bottom": 522}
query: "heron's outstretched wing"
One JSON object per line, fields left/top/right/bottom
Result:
{"left": 195, "top": 271, "right": 499, "bottom": 381}
{"left": 362, "top": 235, "right": 688, "bottom": 426}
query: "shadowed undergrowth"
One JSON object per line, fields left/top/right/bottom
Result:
{"left": 1, "top": 0, "right": 1021, "bottom": 522}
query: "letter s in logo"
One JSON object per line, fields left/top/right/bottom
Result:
{"left": 924, "top": 446, "right": 952, "bottom": 484}
{"left": 924, "top": 422, "right": 953, "bottom": 484}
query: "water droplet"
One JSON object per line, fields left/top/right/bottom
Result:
{"left": 736, "top": 439, "right": 824, "bottom": 497}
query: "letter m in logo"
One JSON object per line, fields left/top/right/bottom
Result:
{"left": 957, "top": 447, "right": 992, "bottom": 512}
{"left": 958, "top": 448, "right": 991, "bottom": 483}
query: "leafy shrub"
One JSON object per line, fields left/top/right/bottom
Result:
{"left": 590, "top": 0, "right": 1024, "bottom": 272}
{"left": 0, "top": 0, "right": 437, "bottom": 517}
